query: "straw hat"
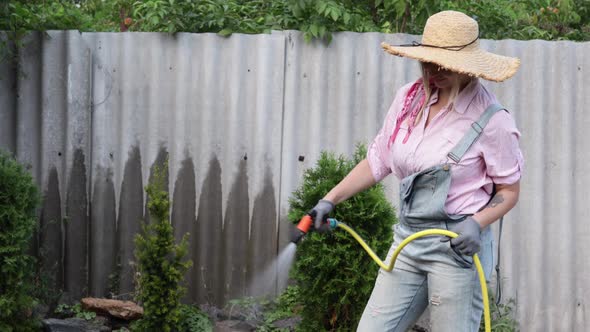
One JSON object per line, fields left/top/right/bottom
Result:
{"left": 381, "top": 11, "right": 520, "bottom": 82}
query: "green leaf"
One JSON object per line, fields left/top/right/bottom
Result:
{"left": 343, "top": 12, "right": 351, "bottom": 25}
{"left": 150, "top": 15, "right": 160, "bottom": 26}
{"left": 310, "top": 23, "right": 319, "bottom": 37}
{"left": 218, "top": 28, "right": 232, "bottom": 37}
{"left": 319, "top": 25, "right": 327, "bottom": 38}
{"left": 394, "top": 0, "right": 406, "bottom": 18}
{"left": 292, "top": 4, "right": 302, "bottom": 17}
{"left": 317, "top": 1, "right": 328, "bottom": 14}
{"left": 383, "top": 0, "right": 396, "bottom": 10}
{"left": 330, "top": 7, "right": 340, "bottom": 21}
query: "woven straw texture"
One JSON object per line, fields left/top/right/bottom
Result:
{"left": 381, "top": 11, "right": 520, "bottom": 82}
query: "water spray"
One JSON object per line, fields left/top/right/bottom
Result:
{"left": 291, "top": 215, "right": 492, "bottom": 332}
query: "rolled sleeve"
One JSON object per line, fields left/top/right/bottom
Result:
{"left": 480, "top": 110, "right": 525, "bottom": 185}
{"left": 367, "top": 127, "right": 392, "bottom": 182}
{"left": 366, "top": 84, "right": 412, "bottom": 182}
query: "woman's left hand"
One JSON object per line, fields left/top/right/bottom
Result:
{"left": 441, "top": 217, "right": 482, "bottom": 256}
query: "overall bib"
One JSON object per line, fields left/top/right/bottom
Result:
{"left": 358, "top": 104, "right": 505, "bottom": 332}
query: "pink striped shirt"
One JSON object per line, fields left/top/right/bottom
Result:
{"left": 367, "top": 79, "right": 524, "bottom": 215}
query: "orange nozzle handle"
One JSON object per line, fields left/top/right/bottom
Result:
{"left": 296, "top": 215, "right": 313, "bottom": 234}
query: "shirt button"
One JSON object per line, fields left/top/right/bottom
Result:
{"left": 443, "top": 164, "right": 450, "bottom": 171}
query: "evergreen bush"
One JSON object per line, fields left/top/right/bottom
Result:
{"left": 0, "top": 150, "right": 41, "bottom": 331}
{"left": 178, "top": 304, "right": 213, "bottom": 332}
{"left": 132, "top": 165, "right": 192, "bottom": 332}
{"left": 288, "top": 144, "right": 397, "bottom": 331}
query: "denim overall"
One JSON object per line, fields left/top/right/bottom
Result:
{"left": 358, "top": 104, "right": 506, "bottom": 332}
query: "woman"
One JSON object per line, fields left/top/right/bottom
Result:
{"left": 308, "top": 11, "right": 524, "bottom": 332}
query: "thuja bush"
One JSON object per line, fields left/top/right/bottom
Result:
{"left": 132, "top": 165, "right": 192, "bottom": 332}
{"left": 288, "top": 144, "right": 397, "bottom": 331}
{"left": 0, "top": 150, "right": 41, "bottom": 331}
{"left": 479, "top": 294, "right": 519, "bottom": 332}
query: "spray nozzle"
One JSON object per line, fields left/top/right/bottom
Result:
{"left": 291, "top": 215, "right": 312, "bottom": 244}
{"left": 291, "top": 215, "right": 339, "bottom": 244}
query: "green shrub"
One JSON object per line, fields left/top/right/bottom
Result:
{"left": 223, "top": 286, "right": 301, "bottom": 332}
{"left": 132, "top": 165, "right": 192, "bottom": 332}
{"left": 2, "top": 0, "right": 588, "bottom": 41}
{"left": 479, "top": 294, "right": 519, "bottom": 332}
{"left": 177, "top": 304, "right": 213, "bottom": 332}
{"left": 256, "top": 285, "right": 302, "bottom": 331}
{"left": 288, "top": 144, "right": 397, "bottom": 331}
{"left": 263, "top": 285, "right": 301, "bottom": 325}
{"left": 54, "top": 303, "right": 97, "bottom": 321}
{"left": 0, "top": 150, "right": 41, "bottom": 331}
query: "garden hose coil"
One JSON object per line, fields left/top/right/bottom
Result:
{"left": 329, "top": 219, "right": 491, "bottom": 332}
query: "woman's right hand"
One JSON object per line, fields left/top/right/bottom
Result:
{"left": 310, "top": 158, "right": 377, "bottom": 232}
{"left": 309, "top": 199, "right": 335, "bottom": 231}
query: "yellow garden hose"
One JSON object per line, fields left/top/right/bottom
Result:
{"left": 335, "top": 222, "right": 491, "bottom": 332}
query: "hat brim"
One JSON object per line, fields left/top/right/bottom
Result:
{"left": 381, "top": 42, "right": 520, "bottom": 82}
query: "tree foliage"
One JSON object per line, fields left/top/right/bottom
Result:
{"left": 132, "top": 164, "right": 193, "bottom": 332}
{"left": 1, "top": 0, "right": 589, "bottom": 41}
{"left": 287, "top": 144, "right": 397, "bottom": 331}
{"left": 0, "top": 150, "right": 41, "bottom": 332}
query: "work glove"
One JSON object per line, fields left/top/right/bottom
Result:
{"left": 308, "top": 199, "right": 335, "bottom": 232}
{"left": 441, "top": 216, "right": 482, "bottom": 256}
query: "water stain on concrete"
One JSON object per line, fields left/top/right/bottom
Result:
{"left": 89, "top": 165, "right": 116, "bottom": 297}
{"left": 221, "top": 158, "right": 249, "bottom": 303}
{"left": 116, "top": 146, "right": 143, "bottom": 297}
{"left": 40, "top": 167, "right": 64, "bottom": 295}
{"left": 171, "top": 154, "right": 197, "bottom": 302}
{"left": 195, "top": 156, "right": 223, "bottom": 305}
{"left": 64, "top": 149, "right": 88, "bottom": 299}
{"left": 247, "top": 168, "right": 277, "bottom": 297}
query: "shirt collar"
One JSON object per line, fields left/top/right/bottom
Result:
{"left": 426, "top": 79, "right": 480, "bottom": 114}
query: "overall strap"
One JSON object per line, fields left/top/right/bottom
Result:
{"left": 447, "top": 103, "right": 506, "bottom": 163}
